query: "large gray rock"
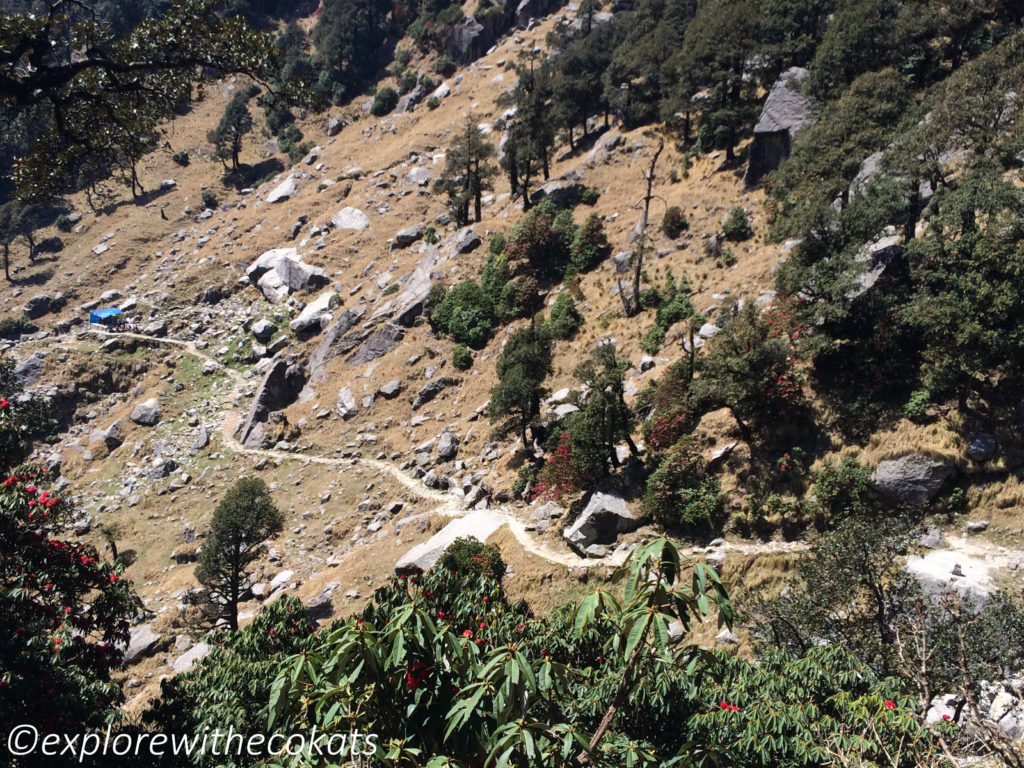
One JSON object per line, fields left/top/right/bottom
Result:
{"left": 395, "top": 510, "right": 506, "bottom": 574}
{"left": 405, "top": 167, "right": 432, "bottom": 186}
{"left": 391, "top": 252, "right": 436, "bottom": 326}
{"left": 23, "top": 294, "right": 52, "bottom": 320}
{"left": 412, "top": 377, "right": 457, "bottom": 411}
{"left": 531, "top": 170, "right": 585, "bottom": 207}
{"left": 563, "top": 492, "right": 639, "bottom": 555}
{"left": 191, "top": 426, "right": 210, "bottom": 452}
{"left": 14, "top": 351, "right": 46, "bottom": 388}
{"left": 337, "top": 386, "right": 358, "bottom": 419}
{"left": 346, "top": 323, "right": 404, "bottom": 366}
{"left": 266, "top": 177, "right": 296, "bottom": 203}
{"left": 91, "top": 419, "right": 124, "bottom": 450}
{"left": 870, "top": 454, "right": 953, "bottom": 504}
{"left": 379, "top": 379, "right": 402, "bottom": 399}
{"left": 515, "top": 0, "right": 562, "bottom": 27}
{"left": 437, "top": 431, "right": 459, "bottom": 461}
{"left": 171, "top": 642, "right": 211, "bottom": 674}
{"left": 124, "top": 625, "right": 167, "bottom": 664}
{"left": 906, "top": 548, "right": 996, "bottom": 608}
{"left": 251, "top": 319, "right": 275, "bottom": 343}
{"left": 848, "top": 235, "right": 904, "bottom": 300}
{"left": 247, "top": 248, "right": 329, "bottom": 304}
{"left": 308, "top": 308, "right": 366, "bottom": 381}
{"left": 143, "top": 320, "right": 167, "bottom": 337}
{"left": 325, "top": 115, "right": 346, "bottom": 136}
{"left": 394, "top": 224, "right": 424, "bottom": 248}
{"left": 332, "top": 206, "right": 369, "bottom": 231}
{"left": 234, "top": 359, "right": 306, "bottom": 447}
{"left": 448, "top": 16, "right": 488, "bottom": 63}
{"left": 289, "top": 291, "right": 338, "bottom": 336}
{"left": 130, "top": 398, "right": 161, "bottom": 426}
{"left": 257, "top": 258, "right": 329, "bottom": 304}
{"left": 744, "top": 67, "right": 815, "bottom": 187}
{"left": 453, "top": 227, "right": 482, "bottom": 254}
{"left": 246, "top": 247, "right": 299, "bottom": 282}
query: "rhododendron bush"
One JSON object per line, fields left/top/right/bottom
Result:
{"left": 257, "top": 537, "right": 946, "bottom": 768}
{"left": 0, "top": 466, "right": 138, "bottom": 740}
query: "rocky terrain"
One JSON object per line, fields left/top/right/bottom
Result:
{"left": 1, "top": 1, "right": 1023, "bottom": 741}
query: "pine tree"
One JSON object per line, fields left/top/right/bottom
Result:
{"left": 196, "top": 477, "right": 283, "bottom": 631}
{"left": 680, "top": 0, "right": 762, "bottom": 164}
{"left": 573, "top": 344, "right": 638, "bottom": 468}
{"left": 208, "top": 84, "right": 261, "bottom": 171}
{"left": 489, "top": 322, "right": 553, "bottom": 448}
{"left": 502, "top": 55, "right": 555, "bottom": 209}
{"left": 435, "top": 118, "right": 497, "bottom": 225}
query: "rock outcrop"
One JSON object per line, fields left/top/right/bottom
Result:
{"left": 744, "top": 67, "right": 815, "bottom": 187}
{"left": 234, "top": 358, "right": 306, "bottom": 448}
{"left": 869, "top": 454, "right": 953, "bottom": 504}
{"left": 308, "top": 308, "right": 366, "bottom": 381}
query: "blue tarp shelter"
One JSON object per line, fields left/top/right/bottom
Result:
{"left": 89, "top": 308, "right": 123, "bottom": 324}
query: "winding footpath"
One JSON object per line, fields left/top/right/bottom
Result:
{"left": 78, "top": 329, "right": 809, "bottom": 569}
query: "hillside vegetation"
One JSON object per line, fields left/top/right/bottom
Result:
{"left": 2, "top": 0, "right": 1024, "bottom": 766}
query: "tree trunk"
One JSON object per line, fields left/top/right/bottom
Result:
{"left": 625, "top": 140, "right": 664, "bottom": 317}
{"left": 3, "top": 244, "right": 9, "bottom": 281}
{"left": 730, "top": 408, "right": 754, "bottom": 446}
{"left": 473, "top": 158, "right": 483, "bottom": 222}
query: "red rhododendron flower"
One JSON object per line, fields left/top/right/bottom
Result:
{"left": 884, "top": 700, "right": 895, "bottom": 709}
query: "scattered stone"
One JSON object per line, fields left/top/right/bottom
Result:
{"left": 412, "top": 377, "right": 457, "bottom": 411}
{"left": 453, "top": 227, "right": 482, "bottom": 254}
{"left": 130, "top": 398, "right": 161, "bottom": 426}
{"left": 967, "top": 433, "right": 997, "bottom": 462}
{"left": 437, "top": 431, "right": 459, "bottom": 461}
{"left": 266, "top": 177, "right": 296, "bottom": 203}
{"left": 171, "top": 642, "right": 211, "bottom": 674}
{"left": 379, "top": 379, "right": 402, "bottom": 399}
{"left": 251, "top": 319, "right": 275, "bottom": 343}
{"left": 332, "top": 206, "right": 369, "bottom": 231}
{"left": 394, "top": 224, "right": 424, "bottom": 248}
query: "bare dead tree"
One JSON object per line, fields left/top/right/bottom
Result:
{"left": 618, "top": 138, "right": 664, "bottom": 317}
